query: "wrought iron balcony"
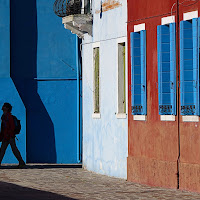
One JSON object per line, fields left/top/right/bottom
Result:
{"left": 54, "top": 0, "right": 93, "bottom": 38}
{"left": 54, "top": 0, "right": 82, "bottom": 17}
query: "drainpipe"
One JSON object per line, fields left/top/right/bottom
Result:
{"left": 177, "top": 0, "right": 180, "bottom": 189}
{"left": 76, "top": 36, "right": 81, "bottom": 163}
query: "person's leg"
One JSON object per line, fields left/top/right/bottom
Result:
{"left": 0, "top": 140, "right": 9, "bottom": 164}
{"left": 9, "top": 138, "right": 25, "bottom": 165}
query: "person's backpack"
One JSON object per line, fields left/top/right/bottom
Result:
{"left": 12, "top": 115, "right": 21, "bottom": 135}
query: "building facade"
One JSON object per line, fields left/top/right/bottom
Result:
{"left": 82, "top": 0, "right": 128, "bottom": 178}
{"left": 0, "top": 0, "right": 81, "bottom": 164}
{"left": 128, "top": 0, "right": 200, "bottom": 193}
{"left": 60, "top": 0, "right": 128, "bottom": 178}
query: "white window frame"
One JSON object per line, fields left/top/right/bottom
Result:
{"left": 161, "top": 15, "right": 175, "bottom": 25}
{"left": 182, "top": 116, "right": 199, "bottom": 122}
{"left": 92, "top": 42, "right": 101, "bottom": 119}
{"left": 134, "top": 23, "right": 145, "bottom": 32}
{"left": 183, "top": 10, "right": 198, "bottom": 21}
{"left": 116, "top": 37, "right": 127, "bottom": 119}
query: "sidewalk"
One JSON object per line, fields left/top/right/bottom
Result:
{"left": 0, "top": 164, "right": 200, "bottom": 200}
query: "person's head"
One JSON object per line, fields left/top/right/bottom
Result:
{"left": 2, "top": 103, "right": 12, "bottom": 114}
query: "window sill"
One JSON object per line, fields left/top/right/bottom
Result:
{"left": 182, "top": 116, "right": 199, "bottom": 122}
{"left": 160, "top": 115, "right": 175, "bottom": 121}
{"left": 133, "top": 115, "right": 146, "bottom": 121}
{"left": 92, "top": 113, "right": 101, "bottom": 119}
{"left": 116, "top": 113, "right": 127, "bottom": 119}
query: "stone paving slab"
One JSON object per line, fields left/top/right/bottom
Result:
{"left": 0, "top": 164, "right": 199, "bottom": 199}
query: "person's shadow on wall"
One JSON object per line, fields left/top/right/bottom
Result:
{"left": 10, "top": 0, "right": 57, "bottom": 163}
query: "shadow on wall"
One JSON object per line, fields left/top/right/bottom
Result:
{"left": 0, "top": 181, "right": 76, "bottom": 200}
{"left": 10, "top": 0, "right": 57, "bottom": 163}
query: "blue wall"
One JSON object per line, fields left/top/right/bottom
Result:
{"left": 0, "top": 0, "right": 26, "bottom": 164}
{"left": 0, "top": 0, "right": 81, "bottom": 164}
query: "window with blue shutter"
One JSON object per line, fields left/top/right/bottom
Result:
{"left": 131, "top": 30, "right": 147, "bottom": 115}
{"left": 157, "top": 23, "right": 176, "bottom": 115}
{"left": 180, "top": 18, "right": 199, "bottom": 115}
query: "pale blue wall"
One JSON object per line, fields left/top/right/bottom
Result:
{"left": 82, "top": 0, "right": 128, "bottom": 178}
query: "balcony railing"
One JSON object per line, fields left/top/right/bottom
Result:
{"left": 53, "top": 0, "right": 91, "bottom": 17}
{"left": 54, "top": 0, "right": 93, "bottom": 38}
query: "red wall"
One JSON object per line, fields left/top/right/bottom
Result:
{"left": 128, "top": 0, "right": 200, "bottom": 192}
{"left": 178, "top": 1, "right": 200, "bottom": 193}
{"left": 127, "top": 0, "right": 178, "bottom": 189}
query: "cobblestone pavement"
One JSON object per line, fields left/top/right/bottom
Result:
{"left": 0, "top": 165, "right": 200, "bottom": 199}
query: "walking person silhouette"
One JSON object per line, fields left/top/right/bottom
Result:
{"left": 0, "top": 103, "right": 25, "bottom": 167}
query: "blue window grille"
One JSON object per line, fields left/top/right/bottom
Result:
{"left": 180, "top": 18, "right": 199, "bottom": 115}
{"left": 157, "top": 23, "right": 176, "bottom": 115}
{"left": 130, "top": 30, "right": 147, "bottom": 115}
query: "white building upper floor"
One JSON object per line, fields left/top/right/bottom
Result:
{"left": 54, "top": 0, "right": 127, "bottom": 40}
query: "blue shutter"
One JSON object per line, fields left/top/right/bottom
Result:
{"left": 157, "top": 24, "right": 172, "bottom": 115}
{"left": 131, "top": 31, "right": 146, "bottom": 115}
{"left": 140, "top": 30, "right": 147, "bottom": 115}
{"left": 157, "top": 23, "right": 176, "bottom": 115}
{"left": 131, "top": 32, "right": 139, "bottom": 115}
{"left": 198, "top": 18, "right": 200, "bottom": 115}
{"left": 180, "top": 19, "right": 199, "bottom": 115}
{"left": 170, "top": 23, "right": 176, "bottom": 115}
{"left": 130, "top": 32, "right": 135, "bottom": 115}
{"left": 157, "top": 25, "right": 162, "bottom": 115}
{"left": 193, "top": 18, "right": 199, "bottom": 115}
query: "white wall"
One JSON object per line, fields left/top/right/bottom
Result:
{"left": 82, "top": 0, "right": 128, "bottom": 179}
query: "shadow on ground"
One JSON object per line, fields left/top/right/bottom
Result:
{"left": 0, "top": 164, "right": 82, "bottom": 169}
{"left": 0, "top": 181, "right": 76, "bottom": 200}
